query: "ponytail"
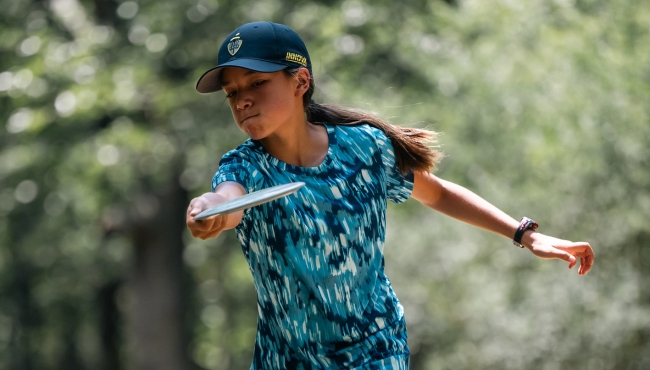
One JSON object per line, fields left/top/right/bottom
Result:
{"left": 286, "top": 68, "right": 442, "bottom": 174}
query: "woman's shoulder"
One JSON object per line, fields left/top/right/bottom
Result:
{"left": 219, "top": 139, "right": 261, "bottom": 165}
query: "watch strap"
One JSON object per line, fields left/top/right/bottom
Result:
{"left": 513, "top": 217, "right": 538, "bottom": 248}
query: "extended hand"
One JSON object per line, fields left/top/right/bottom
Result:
{"left": 186, "top": 195, "right": 229, "bottom": 240}
{"left": 522, "top": 231, "right": 594, "bottom": 275}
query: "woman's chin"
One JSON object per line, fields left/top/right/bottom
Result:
{"left": 243, "top": 126, "right": 267, "bottom": 140}
{"left": 249, "top": 134, "right": 267, "bottom": 141}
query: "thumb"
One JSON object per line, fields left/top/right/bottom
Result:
{"left": 189, "top": 199, "right": 207, "bottom": 216}
{"left": 557, "top": 250, "right": 577, "bottom": 269}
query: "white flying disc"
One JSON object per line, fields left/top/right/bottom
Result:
{"left": 193, "top": 182, "right": 306, "bottom": 221}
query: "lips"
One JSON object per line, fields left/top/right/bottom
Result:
{"left": 240, "top": 114, "right": 258, "bottom": 124}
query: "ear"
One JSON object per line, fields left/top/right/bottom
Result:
{"left": 294, "top": 68, "right": 311, "bottom": 98}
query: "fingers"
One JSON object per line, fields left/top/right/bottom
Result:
{"left": 530, "top": 243, "right": 575, "bottom": 262}
{"left": 565, "top": 241, "right": 594, "bottom": 276}
{"left": 568, "top": 256, "right": 577, "bottom": 270}
{"left": 186, "top": 196, "right": 228, "bottom": 240}
{"left": 187, "top": 215, "right": 227, "bottom": 240}
{"left": 555, "top": 241, "right": 595, "bottom": 276}
{"left": 190, "top": 217, "right": 216, "bottom": 234}
{"left": 574, "top": 241, "right": 594, "bottom": 275}
{"left": 189, "top": 207, "right": 202, "bottom": 217}
{"left": 188, "top": 197, "right": 208, "bottom": 217}
{"left": 201, "top": 227, "right": 224, "bottom": 240}
{"left": 582, "top": 251, "right": 594, "bottom": 275}
{"left": 190, "top": 217, "right": 222, "bottom": 236}
{"left": 557, "top": 250, "right": 577, "bottom": 267}
{"left": 530, "top": 236, "right": 594, "bottom": 275}
{"left": 187, "top": 208, "right": 212, "bottom": 235}
{"left": 195, "top": 216, "right": 227, "bottom": 239}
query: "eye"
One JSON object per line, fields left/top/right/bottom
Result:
{"left": 225, "top": 90, "right": 236, "bottom": 99}
{"left": 251, "top": 80, "right": 267, "bottom": 88}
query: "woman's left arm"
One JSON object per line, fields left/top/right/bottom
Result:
{"left": 411, "top": 171, "right": 594, "bottom": 275}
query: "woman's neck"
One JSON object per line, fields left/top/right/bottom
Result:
{"left": 259, "top": 119, "right": 329, "bottom": 168}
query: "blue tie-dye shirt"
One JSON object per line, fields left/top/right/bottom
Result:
{"left": 212, "top": 123, "right": 414, "bottom": 369}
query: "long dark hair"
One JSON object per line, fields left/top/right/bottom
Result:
{"left": 286, "top": 68, "right": 442, "bottom": 174}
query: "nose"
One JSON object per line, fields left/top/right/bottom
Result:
{"left": 235, "top": 93, "right": 252, "bottom": 111}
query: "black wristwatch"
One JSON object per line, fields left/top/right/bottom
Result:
{"left": 513, "top": 217, "right": 538, "bottom": 248}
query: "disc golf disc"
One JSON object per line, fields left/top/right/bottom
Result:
{"left": 193, "top": 182, "right": 306, "bottom": 221}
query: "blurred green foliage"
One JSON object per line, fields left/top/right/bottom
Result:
{"left": 1, "top": 0, "right": 649, "bottom": 369}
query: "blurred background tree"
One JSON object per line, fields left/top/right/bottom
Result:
{"left": 1, "top": 0, "right": 649, "bottom": 369}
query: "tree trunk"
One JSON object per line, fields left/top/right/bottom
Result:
{"left": 129, "top": 175, "right": 192, "bottom": 370}
{"left": 97, "top": 281, "right": 121, "bottom": 370}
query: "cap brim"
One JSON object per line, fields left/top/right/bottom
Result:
{"left": 195, "top": 59, "right": 289, "bottom": 93}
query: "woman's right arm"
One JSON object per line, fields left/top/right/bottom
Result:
{"left": 186, "top": 181, "right": 247, "bottom": 240}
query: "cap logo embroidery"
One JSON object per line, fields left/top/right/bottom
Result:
{"left": 227, "top": 33, "right": 242, "bottom": 56}
{"left": 285, "top": 52, "right": 307, "bottom": 67}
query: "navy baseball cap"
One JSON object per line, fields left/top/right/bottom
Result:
{"left": 195, "top": 21, "right": 313, "bottom": 93}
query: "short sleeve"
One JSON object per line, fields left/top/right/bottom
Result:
{"left": 366, "top": 126, "right": 415, "bottom": 204}
{"left": 211, "top": 150, "right": 263, "bottom": 193}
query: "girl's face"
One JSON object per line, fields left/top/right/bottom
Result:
{"left": 220, "top": 67, "right": 305, "bottom": 140}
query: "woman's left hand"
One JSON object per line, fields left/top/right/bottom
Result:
{"left": 522, "top": 231, "right": 594, "bottom": 275}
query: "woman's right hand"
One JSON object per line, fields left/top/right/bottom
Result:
{"left": 186, "top": 182, "right": 247, "bottom": 240}
{"left": 186, "top": 194, "right": 230, "bottom": 240}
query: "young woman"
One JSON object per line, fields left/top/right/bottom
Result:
{"left": 186, "top": 21, "right": 594, "bottom": 369}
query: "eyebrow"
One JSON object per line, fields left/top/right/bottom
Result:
{"left": 220, "top": 70, "right": 259, "bottom": 88}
